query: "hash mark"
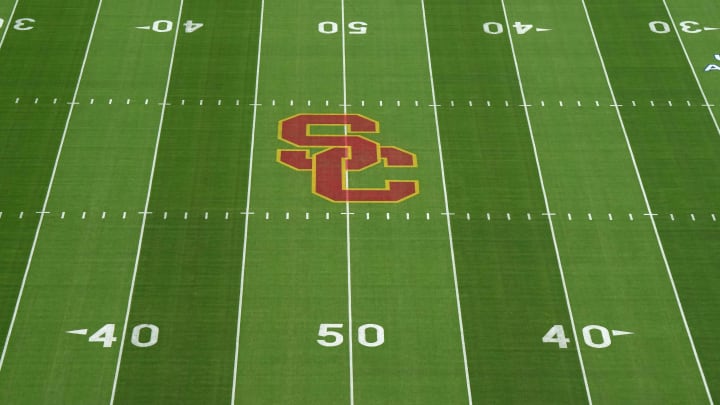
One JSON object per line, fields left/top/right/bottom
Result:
{"left": 595, "top": 100, "right": 600, "bottom": 107}
{"left": 588, "top": 213, "right": 593, "bottom": 221}
{"left": 577, "top": 100, "right": 582, "bottom": 107}
{"left": 632, "top": 100, "right": 636, "bottom": 107}
{"left": 670, "top": 213, "right": 675, "bottom": 221}
{"left": 527, "top": 213, "right": 532, "bottom": 220}
{"left": 691, "top": 213, "right": 696, "bottom": 221}
{"left": 567, "top": 213, "right": 572, "bottom": 221}
{"left": 184, "top": 212, "right": 189, "bottom": 220}
{"left": 629, "top": 213, "right": 634, "bottom": 221}
{"left": 61, "top": 212, "right": 65, "bottom": 219}
{"left": 82, "top": 211, "right": 86, "bottom": 220}
{"left": 559, "top": 100, "right": 564, "bottom": 107}
{"left": 123, "top": 212, "right": 127, "bottom": 220}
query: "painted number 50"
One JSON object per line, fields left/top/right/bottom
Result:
{"left": 317, "top": 323, "right": 384, "bottom": 347}
{"left": 318, "top": 21, "right": 367, "bottom": 35}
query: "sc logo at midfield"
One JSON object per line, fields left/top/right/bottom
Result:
{"left": 277, "top": 114, "right": 419, "bottom": 203}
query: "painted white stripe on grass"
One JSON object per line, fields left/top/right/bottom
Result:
{"left": 0, "top": 0, "right": 20, "bottom": 52}
{"left": 662, "top": 0, "right": 720, "bottom": 138}
{"left": 0, "top": 0, "right": 104, "bottom": 374}
{"left": 231, "top": 0, "right": 264, "bottom": 403}
{"left": 340, "top": 0, "right": 355, "bottom": 403}
{"left": 500, "top": 0, "right": 592, "bottom": 403}
{"left": 109, "top": 2, "right": 184, "bottom": 403}
{"left": 419, "top": 1, "right": 473, "bottom": 403}
{"left": 581, "top": 2, "right": 714, "bottom": 403}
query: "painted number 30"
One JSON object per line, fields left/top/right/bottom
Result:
{"left": 0, "top": 18, "right": 36, "bottom": 31}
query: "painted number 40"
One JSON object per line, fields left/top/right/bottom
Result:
{"left": 543, "top": 324, "right": 633, "bottom": 349}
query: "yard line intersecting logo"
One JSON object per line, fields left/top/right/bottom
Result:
{"left": 277, "top": 114, "right": 419, "bottom": 203}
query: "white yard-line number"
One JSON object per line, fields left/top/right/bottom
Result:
{"left": 0, "top": 17, "right": 35, "bottom": 31}
{"left": 317, "top": 323, "right": 384, "bottom": 348}
{"left": 649, "top": 20, "right": 719, "bottom": 34}
{"left": 543, "top": 324, "right": 633, "bottom": 350}
{"left": 67, "top": 324, "right": 159, "bottom": 348}
{"left": 318, "top": 21, "right": 367, "bottom": 35}
{"left": 136, "top": 20, "right": 202, "bottom": 33}
{"left": 482, "top": 21, "right": 550, "bottom": 35}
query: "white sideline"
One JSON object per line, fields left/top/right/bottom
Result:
{"left": 0, "top": 0, "right": 105, "bottom": 374}
{"left": 581, "top": 1, "right": 714, "bottom": 403}
{"left": 419, "top": 0, "right": 473, "bottom": 403}
{"left": 109, "top": 1, "right": 184, "bottom": 403}
{"left": 499, "top": 0, "right": 593, "bottom": 403}
{"left": 231, "top": 0, "right": 265, "bottom": 403}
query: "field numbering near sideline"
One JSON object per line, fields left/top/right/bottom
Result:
{"left": 543, "top": 325, "right": 633, "bottom": 350}
{"left": 66, "top": 324, "right": 159, "bottom": 348}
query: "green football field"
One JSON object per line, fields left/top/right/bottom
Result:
{"left": 0, "top": 0, "right": 719, "bottom": 403}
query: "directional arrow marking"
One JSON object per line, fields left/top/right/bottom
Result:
{"left": 66, "top": 329, "right": 88, "bottom": 335}
{"left": 611, "top": 330, "right": 633, "bottom": 337}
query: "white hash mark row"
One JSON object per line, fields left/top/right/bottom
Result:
{"left": 0, "top": 210, "right": 716, "bottom": 223}
{"left": 8, "top": 97, "right": 714, "bottom": 108}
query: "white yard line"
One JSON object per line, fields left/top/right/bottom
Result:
{"left": 581, "top": 1, "right": 714, "bottom": 403}
{"left": 0, "top": 0, "right": 20, "bottom": 51}
{"left": 419, "top": 0, "right": 473, "bottom": 403}
{"left": 0, "top": 0, "right": 104, "bottom": 374}
{"left": 499, "top": 0, "right": 593, "bottom": 403}
{"left": 108, "top": 1, "right": 184, "bottom": 403}
{"left": 662, "top": 0, "right": 720, "bottom": 137}
{"left": 231, "top": 0, "right": 265, "bottom": 403}
{"left": 340, "top": 1, "right": 355, "bottom": 403}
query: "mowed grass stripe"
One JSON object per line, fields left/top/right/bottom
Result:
{"left": 110, "top": 0, "right": 184, "bottom": 403}
{"left": 0, "top": 0, "right": 99, "bottom": 363}
{"left": 586, "top": 0, "right": 720, "bottom": 399}
{"left": 234, "top": 1, "right": 351, "bottom": 403}
{"left": 507, "top": 1, "right": 710, "bottom": 402}
{"left": 343, "top": 0, "right": 470, "bottom": 403}
{"left": 0, "top": 1, "right": 184, "bottom": 403}
{"left": 425, "top": 1, "right": 588, "bottom": 402}
{"left": 112, "top": 1, "right": 261, "bottom": 403}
